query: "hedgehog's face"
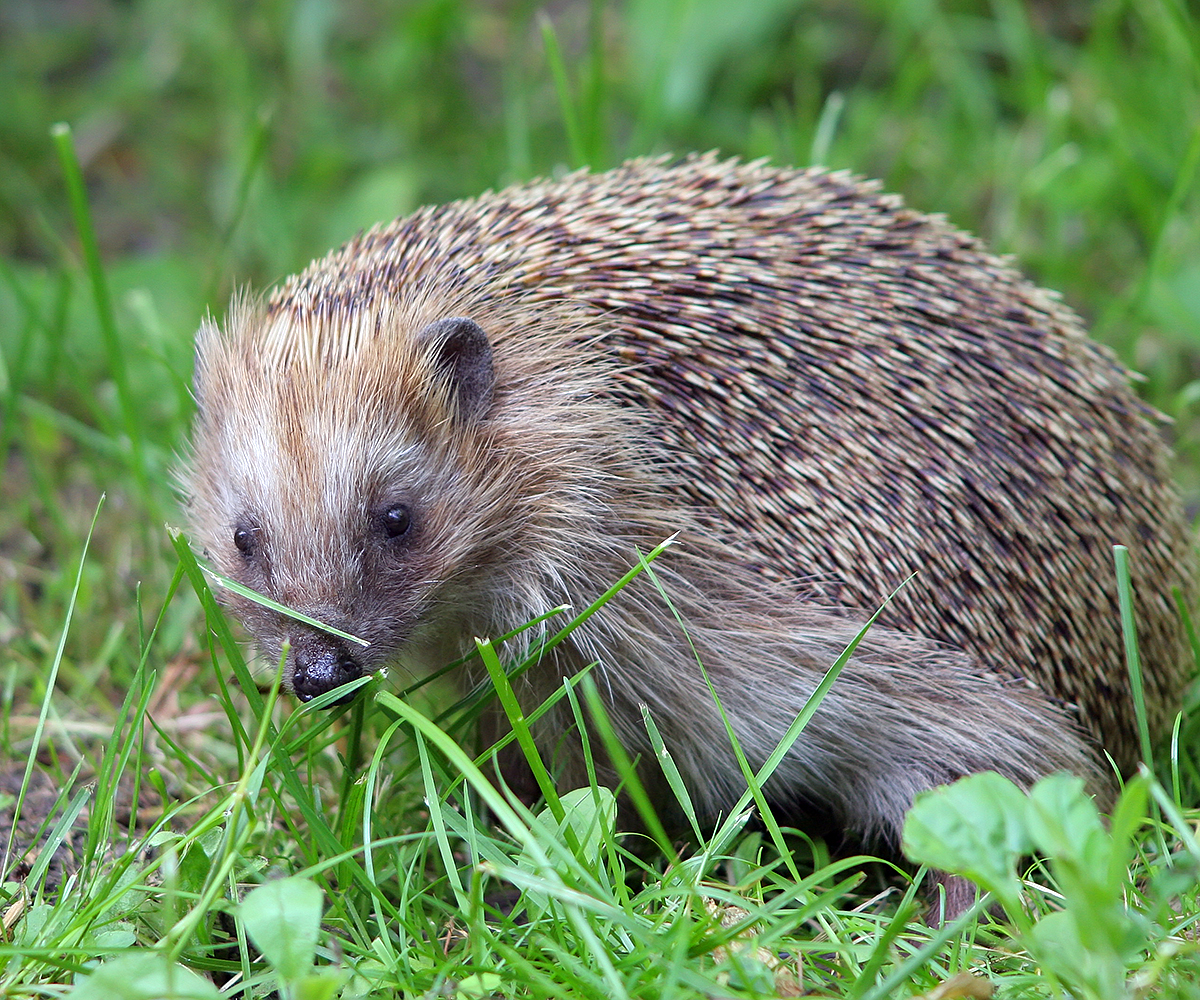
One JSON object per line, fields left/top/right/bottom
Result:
{"left": 186, "top": 311, "right": 500, "bottom": 702}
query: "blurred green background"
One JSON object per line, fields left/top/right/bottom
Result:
{"left": 1, "top": 0, "right": 1198, "bottom": 711}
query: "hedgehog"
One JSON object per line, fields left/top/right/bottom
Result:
{"left": 185, "top": 153, "right": 1194, "bottom": 911}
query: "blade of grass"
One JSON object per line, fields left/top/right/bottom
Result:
{"left": 197, "top": 562, "right": 368, "bottom": 648}
{"left": 2, "top": 494, "right": 104, "bottom": 879}
{"left": 477, "top": 636, "right": 569, "bottom": 831}
{"left": 540, "top": 14, "right": 586, "bottom": 168}
{"left": 50, "top": 123, "right": 146, "bottom": 494}
{"left": 1114, "top": 545, "right": 1153, "bottom": 768}
{"left": 205, "top": 108, "right": 272, "bottom": 304}
{"left": 23, "top": 781, "right": 92, "bottom": 894}
{"left": 578, "top": 675, "right": 678, "bottom": 865}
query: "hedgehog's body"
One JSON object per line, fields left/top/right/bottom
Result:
{"left": 187, "top": 156, "right": 1193, "bottom": 886}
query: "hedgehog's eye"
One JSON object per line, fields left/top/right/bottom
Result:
{"left": 233, "top": 523, "right": 257, "bottom": 556}
{"left": 381, "top": 505, "right": 412, "bottom": 539}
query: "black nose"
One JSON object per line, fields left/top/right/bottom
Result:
{"left": 290, "top": 641, "right": 363, "bottom": 704}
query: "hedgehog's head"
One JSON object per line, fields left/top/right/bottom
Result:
{"left": 184, "top": 299, "right": 505, "bottom": 702}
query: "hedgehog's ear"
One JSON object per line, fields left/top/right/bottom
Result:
{"left": 416, "top": 316, "right": 495, "bottom": 422}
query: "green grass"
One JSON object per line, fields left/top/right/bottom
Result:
{"left": 3, "top": 0, "right": 1200, "bottom": 997}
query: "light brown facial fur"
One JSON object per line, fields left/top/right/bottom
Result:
{"left": 185, "top": 155, "right": 1194, "bottom": 913}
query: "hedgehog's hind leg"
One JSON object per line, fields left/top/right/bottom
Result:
{"left": 681, "top": 612, "right": 1106, "bottom": 921}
